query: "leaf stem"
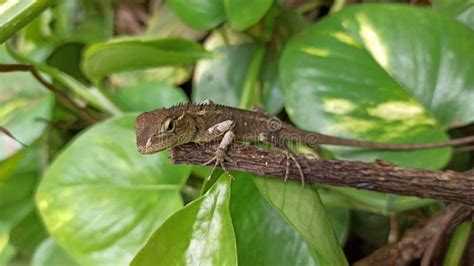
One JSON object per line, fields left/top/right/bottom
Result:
{"left": 6, "top": 44, "right": 122, "bottom": 115}
{"left": 0, "top": 64, "right": 99, "bottom": 123}
{"left": 239, "top": 44, "right": 266, "bottom": 109}
{"left": 443, "top": 222, "right": 472, "bottom": 266}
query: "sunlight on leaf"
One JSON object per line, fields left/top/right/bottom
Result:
{"left": 131, "top": 175, "right": 237, "bottom": 266}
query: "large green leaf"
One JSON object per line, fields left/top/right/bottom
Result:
{"left": 147, "top": 2, "right": 206, "bottom": 40}
{"left": 193, "top": 30, "right": 284, "bottom": 114}
{"left": 254, "top": 178, "right": 348, "bottom": 266}
{"left": 168, "top": 0, "right": 225, "bottom": 30}
{"left": 224, "top": 0, "right": 273, "bottom": 30}
{"left": 0, "top": 45, "right": 53, "bottom": 161}
{"left": 280, "top": 4, "right": 474, "bottom": 169}
{"left": 131, "top": 175, "right": 237, "bottom": 266}
{"left": 229, "top": 173, "right": 323, "bottom": 265}
{"left": 111, "top": 80, "right": 188, "bottom": 112}
{"left": 35, "top": 114, "right": 192, "bottom": 265}
{"left": 82, "top": 38, "right": 211, "bottom": 82}
{"left": 0, "top": 0, "right": 54, "bottom": 43}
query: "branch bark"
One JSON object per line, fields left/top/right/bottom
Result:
{"left": 354, "top": 203, "right": 473, "bottom": 266}
{"left": 170, "top": 142, "right": 474, "bottom": 205}
{"left": 0, "top": 64, "right": 99, "bottom": 123}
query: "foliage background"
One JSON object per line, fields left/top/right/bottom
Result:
{"left": 0, "top": 0, "right": 473, "bottom": 265}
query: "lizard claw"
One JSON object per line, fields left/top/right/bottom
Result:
{"left": 204, "top": 147, "right": 235, "bottom": 180}
{"left": 281, "top": 149, "right": 305, "bottom": 187}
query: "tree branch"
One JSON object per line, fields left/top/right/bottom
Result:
{"left": 0, "top": 64, "right": 99, "bottom": 123}
{"left": 354, "top": 203, "right": 472, "bottom": 266}
{"left": 170, "top": 143, "right": 474, "bottom": 205}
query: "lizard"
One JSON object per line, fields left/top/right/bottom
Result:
{"left": 135, "top": 101, "right": 474, "bottom": 185}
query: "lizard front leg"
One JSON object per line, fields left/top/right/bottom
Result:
{"left": 200, "top": 120, "right": 237, "bottom": 179}
{"left": 204, "top": 131, "right": 236, "bottom": 179}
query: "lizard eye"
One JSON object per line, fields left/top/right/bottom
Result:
{"left": 162, "top": 118, "right": 175, "bottom": 133}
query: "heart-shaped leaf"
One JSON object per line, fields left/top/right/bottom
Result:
{"left": 280, "top": 4, "right": 474, "bottom": 169}
{"left": 82, "top": 38, "right": 211, "bottom": 82}
{"left": 193, "top": 30, "right": 284, "bottom": 114}
{"left": 131, "top": 175, "right": 237, "bottom": 266}
{"left": 147, "top": 3, "right": 206, "bottom": 40}
{"left": 36, "top": 114, "right": 192, "bottom": 265}
{"left": 0, "top": 0, "right": 54, "bottom": 43}
{"left": 254, "top": 177, "right": 348, "bottom": 265}
{"left": 168, "top": 0, "right": 225, "bottom": 30}
{"left": 224, "top": 0, "right": 273, "bottom": 30}
{"left": 230, "top": 173, "right": 344, "bottom": 265}
{"left": 111, "top": 80, "right": 188, "bottom": 112}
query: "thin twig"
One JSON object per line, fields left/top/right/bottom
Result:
{"left": 0, "top": 126, "right": 27, "bottom": 147}
{"left": 354, "top": 203, "right": 472, "bottom": 266}
{"left": 0, "top": 64, "right": 99, "bottom": 123}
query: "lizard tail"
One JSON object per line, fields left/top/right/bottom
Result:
{"left": 305, "top": 132, "right": 474, "bottom": 151}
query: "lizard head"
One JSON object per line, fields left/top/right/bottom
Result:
{"left": 135, "top": 108, "right": 197, "bottom": 154}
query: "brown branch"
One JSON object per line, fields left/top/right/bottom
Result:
{"left": 354, "top": 203, "right": 473, "bottom": 266}
{"left": 170, "top": 142, "right": 474, "bottom": 205}
{"left": 0, "top": 64, "right": 99, "bottom": 123}
{"left": 0, "top": 126, "right": 27, "bottom": 147}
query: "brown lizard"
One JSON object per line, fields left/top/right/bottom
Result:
{"left": 135, "top": 101, "right": 474, "bottom": 185}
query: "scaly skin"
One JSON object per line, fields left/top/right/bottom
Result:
{"left": 135, "top": 102, "right": 474, "bottom": 154}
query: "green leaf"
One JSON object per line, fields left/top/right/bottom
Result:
{"left": 10, "top": 211, "right": 47, "bottom": 256}
{"left": 32, "top": 238, "right": 78, "bottom": 266}
{"left": 443, "top": 222, "right": 472, "bottom": 266}
{"left": 254, "top": 178, "right": 348, "bottom": 265}
{"left": 35, "top": 114, "right": 192, "bottom": 265}
{"left": 193, "top": 30, "right": 284, "bottom": 114}
{"left": 168, "top": 0, "right": 225, "bottom": 30}
{"left": 280, "top": 4, "right": 474, "bottom": 169}
{"left": 229, "top": 174, "right": 322, "bottom": 265}
{"left": 224, "top": 0, "right": 273, "bottom": 30}
{"left": 131, "top": 175, "right": 237, "bottom": 266}
{"left": 325, "top": 207, "right": 350, "bottom": 244}
{"left": 6, "top": 43, "right": 121, "bottom": 115}
{"left": 0, "top": 0, "right": 54, "bottom": 43}
{"left": 433, "top": 0, "right": 474, "bottom": 30}
{"left": 350, "top": 210, "right": 389, "bottom": 248}
{"left": 0, "top": 143, "right": 43, "bottom": 229}
{"left": 0, "top": 45, "right": 54, "bottom": 161}
{"left": 0, "top": 172, "right": 35, "bottom": 231}
{"left": 147, "top": 3, "right": 206, "bottom": 41}
{"left": 47, "top": 43, "right": 88, "bottom": 84}
{"left": 51, "top": 1, "right": 113, "bottom": 43}
{"left": 327, "top": 187, "right": 435, "bottom": 214}
{"left": 111, "top": 80, "right": 188, "bottom": 112}
{"left": 0, "top": 226, "right": 16, "bottom": 265}
{"left": 82, "top": 38, "right": 211, "bottom": 82}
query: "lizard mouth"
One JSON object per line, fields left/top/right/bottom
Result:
{"left": 137, "top": 134, "right": 173, "bottom": 154}
{"left": 137, "top": 137, "right": 153, "bottom": 154}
